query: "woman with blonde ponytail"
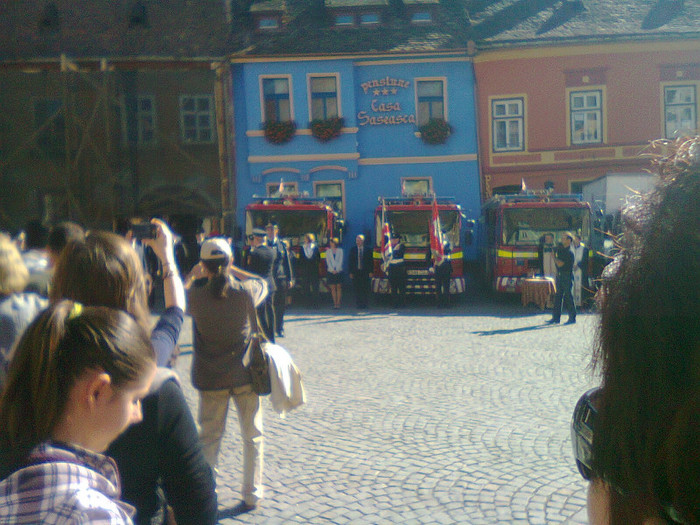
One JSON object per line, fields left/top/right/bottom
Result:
{"left": 0, "top": 300, "right": 155, "bottom": 523}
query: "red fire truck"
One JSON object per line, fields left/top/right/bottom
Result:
{"left": 480, "top": 192, "right": 595, "bottom": 292}
{"left": 244, "top": 195, "right": 344, "bottom": 285}
{"left": 371, "top": 196, "right": 468, "bottom": 295}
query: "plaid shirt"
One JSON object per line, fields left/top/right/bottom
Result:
{"left": 0, "top": 441, "right": 136, "bottom": 524}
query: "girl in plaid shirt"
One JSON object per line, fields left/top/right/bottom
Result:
{"left": 0, "top": 301, "right": 156, "bottom": 524}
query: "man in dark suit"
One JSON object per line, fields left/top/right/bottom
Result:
{"left": 247, "top": 228, "right": 277, "bottom": 342}
{"left": 266, "top": 222, "right": 294, "bottom": 337}
{"left": 349, "top": 234, "right": 373, "bottom": 309}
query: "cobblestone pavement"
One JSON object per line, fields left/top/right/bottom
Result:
{"left": 173, "top": 294, "right": 599, "bottom": 524}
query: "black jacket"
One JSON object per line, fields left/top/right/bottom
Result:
{"left": 247, "top": 244, "right": 277, "bottom": 292}
{"left": 349, "top": 244, "right": 373, "bottom": 277}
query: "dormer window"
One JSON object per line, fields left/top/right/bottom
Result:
{"left": 258, "top": 16, "right": 280, "bottom": 30}
{"left": 411, "top": 11, "right": 432, "bottom": 23}
{"left": 334, "top": 13, "right": 354, "bottom": 26}
{"left": 251, "top": 0, "right": 286, "bottom": 32}
{"left": 360, "top": 12, "right": 380, "bottom": 25}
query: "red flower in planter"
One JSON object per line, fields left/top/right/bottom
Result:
{"left": 263, "top": 120, "right": 296, "bottom": 144}
{"left": 310, "top": 117, "right": 344, "bottom": 142}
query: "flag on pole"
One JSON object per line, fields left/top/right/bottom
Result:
{"left": 430, "top": 197, "right": 445, "bottom": 266}
{"left": 380, "top": 199, "right": 393, "bottom": 273}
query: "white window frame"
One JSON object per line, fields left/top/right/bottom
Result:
{"left": 401, "top": 177, "right": 432, "bottom": 197}
{"left": 415, "top": 77, "right": 447, "bottom": 127}
{"left": 491, "top": 97, "right": 524, "bottom": 152}
{"left": 259, "top": 74, "right": 294, "bottom": 123}
{"left": 314, "top": 180, "right": 345, "bottom": 219}
{"left": 663, "top": 84, "right": 697, "bottom": 139}
{"left": 179, "top": 94, "right": 215, "bottom": 144}
{"left": 136, "top": 94, "right": 157, "bottom": 146}
{"left": 569, "top": 89, "right": 603, "bottom": 145}
{"left": 307, "top": 73, "right": 341, "bottom": 122}
{"left": 267, "top": 181, "right": 298, "bottom": 197}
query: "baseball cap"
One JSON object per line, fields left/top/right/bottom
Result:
{"left": 200, "top": 238, "right": 232, "bottom": 261}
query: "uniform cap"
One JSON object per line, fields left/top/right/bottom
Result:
{"left": 252, "top": 228, "right": 267, "bottom": 237}
{"left": 200, "top": 238, "right": 232, "bottom": 260}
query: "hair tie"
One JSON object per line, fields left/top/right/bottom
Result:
{"left": 68, "top": 302, "right": 83, "bottom": 320}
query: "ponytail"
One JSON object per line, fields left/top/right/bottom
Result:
{"left": 0, "top": 300, "right": 154, "bottom": 474}
{"left": 202, "top": 257, "right": 233, "bottom": 299}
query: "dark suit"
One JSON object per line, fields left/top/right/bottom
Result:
{"left": 247, "top": 244, "right": 276, "bottom": 342}
{"left": 268, "top": 237, "right": 294, "bottom": 335}
{"left": 298, "top": 244, "right": 321, "bottom": 304}
{"left": 349, "top": 244, "right": 373, "bottom": 308}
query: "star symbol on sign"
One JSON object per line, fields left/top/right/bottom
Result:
{"left": 391, "top": 88, "right": 397, "bottom": 94}
{"left": 373, "top": 89, "right": 380, "bottom": 96}
{"left": 382, "top": 88, "right": 389, "bottom": 95}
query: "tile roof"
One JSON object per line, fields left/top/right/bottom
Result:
{"left": 0, "top": 0, "right": 697, "bottom": 62}
{"left": 0, "top": 0, "right": 233, "bottom": 62}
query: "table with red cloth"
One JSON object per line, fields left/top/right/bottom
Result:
{"left": 521, "top": 277, "right": 556, "bottom": 310}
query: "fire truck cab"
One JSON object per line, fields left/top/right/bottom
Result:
{"left": 371, "top": 195, "right": 468, "bottom": 296}
{"left": 480, "top": 192, "right": 595, "bottom": 293}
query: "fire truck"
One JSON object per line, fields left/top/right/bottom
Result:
{"left": 244, "top": 195, "right": 344, "bottom": 285}
{"left": 371, "top": 196, "right": 470, "bottom": 296}
{"left": 480, "top": 192, "right": 597, "bottom": 293}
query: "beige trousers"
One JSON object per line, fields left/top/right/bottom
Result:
{"left": 198, "top": 385, "right": 264, "bottom": 506}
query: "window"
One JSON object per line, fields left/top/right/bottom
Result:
{"left": 664, "top": 85, "right": 696, "bottom": 139}
{"left": 180, "top": 95, "right": 214, "bottom": 143}
{"left": 334, "top": 14, "right": 354, "bottom": 26}
{"left": 258, "top": 16, "right": 279, "bottom": 30}
{"left": 492, "top": 98, "right": 524, "bottom": 152}
{"left": 136, "top": 95, "right": 156, "bottom": 145}
{"left": 267, "top": 181, "right": 298, "bottom": 197}
{"left": 360, "top": 12, "right": 379, "bottom": 25}
{"left": 315, "top": 181, "right": 344, "bottom": 218}
{"left": 411, "top": 11, "right": 432, "bottom": 23}
{"left": 570, "top": 90, "right": 602, "bottom": 144}
{"left": 263, "top": 77, "right": 291, "bottom": 122}
{"left": 402, "top": 178, "right": 431, "bottom": 196}
{"left": 34, "top": 99, "right": 65, "bottom": 155}
{"left": 416, "top": 80, "right": 445, "bottom": 126}
{"left": 310, "top": 76, "right": 339, "bottom": 120}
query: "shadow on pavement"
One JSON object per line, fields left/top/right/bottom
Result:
{"left": 472, "top": 322, "right": 559, "bottom": 336}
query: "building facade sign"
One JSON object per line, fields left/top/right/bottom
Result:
{"left": 357, "top": 76, "right": 416, "bottom": 126}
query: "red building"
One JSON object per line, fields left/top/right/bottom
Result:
{"left": 471, "top": 1, "right": 700, "bottom": 197}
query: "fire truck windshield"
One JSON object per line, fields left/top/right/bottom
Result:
{"left": 382, "top": 210, "right": 461, "bottom": 248}
{"left": 246, "top": 210, "right": 329, "bottom": 246}
{"left": 502, "top": 207, "right": 590, "bottom": 246}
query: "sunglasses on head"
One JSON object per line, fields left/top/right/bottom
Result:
{"left": 571, "top": 387, "right": 601, "bottom": 481}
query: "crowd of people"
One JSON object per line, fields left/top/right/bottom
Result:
{"left": 1, "top": 136, "right": 698, "bottom": 524}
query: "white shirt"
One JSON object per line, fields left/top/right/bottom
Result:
{"left": 325, "top": 248, "right": 343, "bottom": 273}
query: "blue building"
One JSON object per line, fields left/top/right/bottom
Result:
{"left": 230, "top": 50, "right": 481, "bottom": 259}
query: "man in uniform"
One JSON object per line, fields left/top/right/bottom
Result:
{"left": 387, "top": 233, "right": 406, "bottom": 307}
{"left": 266, "top": 222, "right": 294, "bottom": 337}
{"left": 247, "top": 228, "right": 277, "bottom": 341}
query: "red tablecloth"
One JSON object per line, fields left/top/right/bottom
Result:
{"left": 521, "top": 278, "right": 556, "bottom": 310}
